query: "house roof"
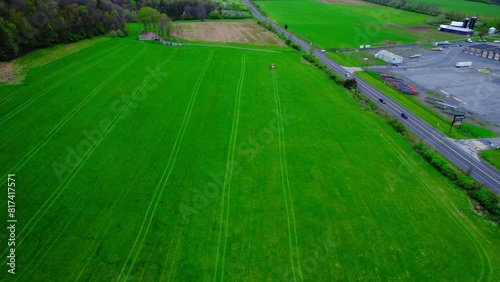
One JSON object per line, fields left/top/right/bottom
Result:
{"left": 438, "top": 25, "right": 474, "bottom": 35}
{"left": 450, "top": 21, "right": 464, "bottom": 27}
{"left": 469, "top": 44, "right": 500, "bottom": 53}
{"left": 139, "top": 32, "right": 157, "bottom": 38}
{"left": 375, "top": 50, "right": 403, "bottom": 59}
{"left": 439, "top": 25, "right": 473, "bottom": 32}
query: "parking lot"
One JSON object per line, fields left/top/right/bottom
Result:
{"left": 368, "top": 42, "right": 500, "bottom": 128}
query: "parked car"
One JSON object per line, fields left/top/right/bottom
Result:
{"left": 379, "top": 98, "right": 387, "bottom": 104}
{"left": 401, "top": 113, "right": 408, "bottom": 119}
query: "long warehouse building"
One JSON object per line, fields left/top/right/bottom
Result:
{"left": 463, "top": 44, "right": 500, "bottom": 60}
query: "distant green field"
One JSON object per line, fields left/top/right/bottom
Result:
{"left": 480, "top": 149, "right": 500, "bottom": 170}
{"left": 408, "top": 0, "right": 500, "bottom": 17}
{"left": 0, "top": 37, "right": 499, "bottom": 280}
{"left": 255, "top": 0, "right": 462, "bottom": 49}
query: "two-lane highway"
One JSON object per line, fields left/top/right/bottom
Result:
{"left": 245, "top": 0, "right": 500, "bottom": 193}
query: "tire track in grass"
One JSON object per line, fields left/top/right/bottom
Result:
{"left": 0, "top": 49, "right": 179, "bottom": 264}
{"left": 0, "top": 45, "right": 125, "bottom": 125}
{"left": 118, "top": 50, "right": 214, "bottom": 281}
{"left": 212, "top": 54, "right": 246, "bottom": 282}
{"left": 272, "top": 69, "right": 303, "bottom": 281}
{"left": 0, "top": 41, "right": 119, "bottom": 107}
{"left": 0, "top": 45, "right": 147, "bottom": 184}
{"left": 311, "top": 73, "right": 491, "bottom": 281}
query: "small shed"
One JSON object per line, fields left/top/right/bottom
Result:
{"left": 374, "top": 50, "right": 404, "bottom": 64}
{"left": 488, "top": 27, "right": 497, "bottom": 34}
{"left": 139, "top": 32, "right": 159, "bottom": 41}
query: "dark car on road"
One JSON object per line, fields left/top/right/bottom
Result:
{"left": 401, "top": 113, "right": 408, "bottom": 119}
{"left": 379, "top": 98, "right": 386, "bottom": 104}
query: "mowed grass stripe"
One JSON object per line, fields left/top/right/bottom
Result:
{"left": 160, "top": 51, "right": 218, "bottom": 280}
{"left": 0, "top": 45, "right": 125, "bottom": 125}
{"left": 0, "top": 50, "right": 178, "bottom": 261}
{"left": 126, "top": 50, "right": 213, "bottom": 279}
{"left": 271, "top": 69, "right": 298, "bottom": 282}
{"left": 0, "top": 45, "right": 148, "bottom": 186}
{"left": 152, "top": 50, "right": 244, "bottom": 282}
{"left": 0, "top": 40, "right": 119, "bottom": 106}
{"left": 272, "top": 69, "right": 303, "bottom": 281}
{"left": 214, "top": 54, "right": 246, "bottom": 282}
{"left": 119, "top": 50, "right": 214, "bottom": 280}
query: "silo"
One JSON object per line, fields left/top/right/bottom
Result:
{"left": 469, "top": 17, "right": 477, "bottom": 30}
{"left": 462, "top": 18, "right": 469, "bottom": 28}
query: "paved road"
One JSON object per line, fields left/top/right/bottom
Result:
{"left": 245, "top": 0, "right": 500, "bottom": 193}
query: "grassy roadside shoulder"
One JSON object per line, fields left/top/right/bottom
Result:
{"left": 480, "top": 149, "right": 500, "bottom": 171}
{"left": 356, "top": 71, "right": 497, "bottom": 139}
{"left": 327, "top": 51, "right": 387, "bottom": 67}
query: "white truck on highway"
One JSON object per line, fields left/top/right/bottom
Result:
{"left": 455, "top": 61, "right": 472, "bottom": 68}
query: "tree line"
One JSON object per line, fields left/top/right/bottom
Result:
{"left": 0, "top": 0, "right": 128, "bottom": 61}
{"left": 362, "top": 0, "right": 441, "bottom": 15}
{"left": 1, "top": 0, "right": 253, "bottom": 61}
{"left": 466, "top": 0, "right": 500, "bottom": 5}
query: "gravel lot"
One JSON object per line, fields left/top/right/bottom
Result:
{"left": 376, "top": 42, "right": 500, "bottom": 127}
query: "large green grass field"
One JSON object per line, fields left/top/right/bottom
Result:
{"left": 255, "top": 0, "right": 463, "bottom": 49}
{"left": 408, "top": 0, "right": 500, "bottom": 17}
{"left": 0, "top": 37, "right": 499, "bottom": 280}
